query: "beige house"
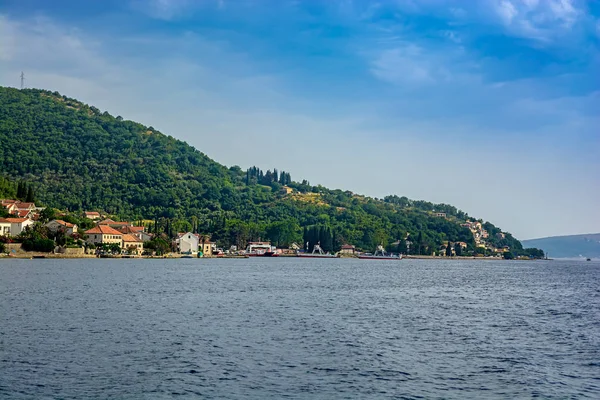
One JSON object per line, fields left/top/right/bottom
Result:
{"left": 339, "top": 244, "right": 356, "bottom": 255}
{"left": 85, "top": 225, "right": 123, "bottom": 247}
{"left": 84, "top": 211, "right": 101, "bottom": 220}
{"left": 280, "top": 186, "right": 294, "bottom": 195}
{"left": 122, "top": 234, "right": 144, "bottom": 255}
{"left": 201, "top": 241, "right": 214, "bottom": 257}
{"left": 46, "top": 219, "right": 78, "bottom": 235}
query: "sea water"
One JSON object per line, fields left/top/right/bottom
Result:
{"left": 1, "top": 258, "right": 598, "bottom": 399}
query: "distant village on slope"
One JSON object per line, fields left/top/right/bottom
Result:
{"left": 0, "top": 196, "right": 544, "bottom": 259}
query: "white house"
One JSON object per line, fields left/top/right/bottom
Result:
{"left": 46, "top": 220, "right": 78, "bottom": 235}
{"left": 4, "top": 218, "right": 34, "bottom": 236}
{"left": 0, "top": 218, "right": 11, "bottom": 236}
{"left": 175, "top": 232, "right": 199, "bottom": 255}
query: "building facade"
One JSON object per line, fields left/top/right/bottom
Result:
{"left": 176, "top": 232, "right": 199, "bottom": 255}
{"left": 85, "top": 225, "right": 123, "bottom": 247}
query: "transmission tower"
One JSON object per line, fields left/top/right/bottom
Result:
{"left": 20, "top": 71, "right": 25, "bottom": 89}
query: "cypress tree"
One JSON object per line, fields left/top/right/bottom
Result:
{"left": 416, "top": 231, "right": 424, "bottom": 255}
{"left": 303, "top": 226, "right": 308, "bottom": 250}
{"left": 16, "top": 182, "right": 24, "bottom": 199}
{"left": 26, "top": 186, "right": 34, "bottom": 202}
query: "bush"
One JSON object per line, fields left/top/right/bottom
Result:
{"left": 22, "top": 238, "right": 55, "bottom": 252}
{"left": 0, "top": 242, "right": 5, "bottom": 253}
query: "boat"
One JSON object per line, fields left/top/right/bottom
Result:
{"left": 358, "top": 245, "right": 403, "bottom": 260}
{"left": 587, "top": 258, "right": 592, "bottom": 261}
{"left": 297, "top": 244, "right": 338, "bottom": 258}
{"left": 32, "top": 255, "right": 47, "bottom": 259}
{"left": 181, "top": 255, "right": 195, "bottom": 259}
{"left": 245, "top": 242, "right": 273, "bottom": 257}
{"left": 263, "top": 251, "right": 280, "bottom": 257}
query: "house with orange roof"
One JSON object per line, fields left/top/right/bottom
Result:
{"left": 16, "top": 209, "right": 35, "bottom": 219}
{"left": 85, "top": 225, "right": 123, "bottom": 247}
{"left": 122, "top": 234, "right": 144, "bottom": 255}
{"left": 3, "top": 203, "right": 18, "bottom": 215}
{"left": 46, "top": 219, "right": 78, "bottom": 235}
{"left": 98, "top": 219, "right": 132, "bottom": 229}
{"left": 117, "top": 225, "right": 152, "bottom": 242}
{"left": 84, "top": 211, "right": 101, "bottom": 220}
{"left": 3, "top": 217, "right": 34, "bottom": 236}
{"left": 339, "top": 244, "right": 356, "bottom": 255}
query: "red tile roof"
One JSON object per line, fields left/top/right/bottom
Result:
{"left": 15, "top": 202, "right": 35, "bottom": 209}
{"left": 5, "top": 218, "right": 30, "bottom": 223}
{"left": 54, "top": 220, "right": 75, "bottom": 228}
{"left": 85, "top": 225, "right": 123, "bottom": 235}
{"left": 122, "top": 234, "right": 142, "bottom": 243}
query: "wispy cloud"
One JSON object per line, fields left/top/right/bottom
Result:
{"left": 490, "top": 0, "right": 583, "bottom": 41}
{"left": 370, "top": 45, "right": 437, "bottom": 85}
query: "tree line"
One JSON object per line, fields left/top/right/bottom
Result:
{"left": 245, "top": 166, "right": 292, "bottom": 186}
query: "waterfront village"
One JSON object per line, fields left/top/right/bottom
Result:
{"left": 0, "top": 198, "right": 523, "bottom": 259}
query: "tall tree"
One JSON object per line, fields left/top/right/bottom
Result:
{"left": 25, "top": 185, "right": 34, "bottom": 202}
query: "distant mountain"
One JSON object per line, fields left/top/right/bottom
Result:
{"left": 522, "top": 234, "right": 600, "bottom": 259}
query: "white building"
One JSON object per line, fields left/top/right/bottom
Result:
{"left": 3, "top": 218, "right": 34, "bottom": 236}
{"left": 175, "top": 232, "right": 199, "bottom": 255}
{"left": 0, "top": 218, "right": 11, "bottom": 236}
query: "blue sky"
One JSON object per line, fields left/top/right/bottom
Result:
{"left": 0, "top": 0, "right": 598, "bottom": 239}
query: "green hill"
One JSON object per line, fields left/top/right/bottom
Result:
{"left": 0, "top": 86, "right": 538, "bottom": 256}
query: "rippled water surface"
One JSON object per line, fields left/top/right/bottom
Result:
{"left": 1, "top": 258, "right": 599, "bottom": 399}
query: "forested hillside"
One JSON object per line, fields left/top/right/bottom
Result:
{"left": 0, "top": 87, "right": 535, "bottom": 255}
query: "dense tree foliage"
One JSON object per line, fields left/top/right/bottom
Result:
{"left": 0, "top": 87, "right": 542, "bottom": 256}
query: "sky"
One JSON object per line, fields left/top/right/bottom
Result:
{"left": 0, "top": 0, "right": 598, "bottom": 239}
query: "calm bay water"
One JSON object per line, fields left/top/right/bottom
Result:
{"left": 1, "top": 258, "right": 599, "bottom": 399}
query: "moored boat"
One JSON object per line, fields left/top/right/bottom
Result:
{"left": 358, "top": 245, "right": 403, "bottom": 260}
{"left": 297, "top": 244, "right": 338, "bottom": 258}
{"left": 245, "top": 242, "right": 273, "bottom": 257}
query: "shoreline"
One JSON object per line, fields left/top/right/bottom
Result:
{"left": 0, "top": 253, "right": 545, "bottom": 260}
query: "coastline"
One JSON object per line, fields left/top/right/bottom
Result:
{"left": 1, "top": 253, "right": 543, "bottom": 260}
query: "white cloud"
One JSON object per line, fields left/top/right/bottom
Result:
{"left": 496, "top": 0, "right": 518, "bottom": 24}
{"left": 491, "top": 0, "right": 583, "bottom": 41}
